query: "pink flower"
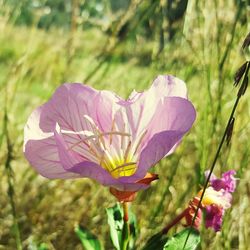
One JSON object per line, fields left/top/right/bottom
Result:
{"left": 23, "top": 75, "right": 196, "bottom": 197}
{"left": 205, "top": 170, "right": 237, "bottom": 193}
{"left": 205, "top": 205, "right": 224, "bottom": 232}
{"left": 201, "top": 170, "right": 237, "bottom": 231}
{"left": 164, "top": 170, "right": 237, "bottom": 233}
{"left": 184, "top": 189, "right": 230, "bottom": 232}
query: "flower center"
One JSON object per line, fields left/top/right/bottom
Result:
{"left": 64, "top": 115, "right": 144, "bottom": 179}
{"left": 197, "top": 187, "right": 231, "bottom": 209}
{"left": 108, "top": 159, "right": 137, "bottom": 178}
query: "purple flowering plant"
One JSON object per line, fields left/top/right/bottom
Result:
{"left": 23, "top": 72, "right": 242, "bottom": 249}
{"left": 24, "top": 75, "right": 196, "bottom": 200}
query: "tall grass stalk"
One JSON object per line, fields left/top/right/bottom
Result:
{"left": 212, "top": 3, "right": 243, "bottom": 134}
{"left": 183, "top": 57, "right": 249, "bottom": 249}
{"left": 3, "top": 88, "right": 23, "bottom": 250}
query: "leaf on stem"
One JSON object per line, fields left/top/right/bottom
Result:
{"left": 142, "top": 232, "right": 168, "bottom": 250}
{"left": 106, "top": 203, "right": 137, "bottom": 250}
{"left": 164, "top": 228, "right": 200, "bottom": 250}
{"left": 106, "top": 204, "right": 123, "bottom": 250}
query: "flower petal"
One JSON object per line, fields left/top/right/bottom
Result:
{"left": 24, "top": 138, "right": 79, "bottom": 179}
{"left": 131, "top": 97, "right": 196, "bottom": 179}
{"left": 205, "top": 205, "right": 224, "bottom": 232}
{"left": 95, "top": 90, "right": 121, "bottom": 132}
{"left": 137, "top": 130, "right": 184, "bottom": 178}
{"left": 68, "top": 161, "right": 122, "bottom": 186}
{"left": 205, "top": 170, "right": 237, "bottom": 193}
{"left": 150, "top": 75, "right": 188, "bottom": 98}
{"left": 38, "top": 84, "right": 126, "bottom": 163}
{"left": 145, "top": 97, "right": 196, "bottom": 141}
{"left": 75, "top": 169, "right": 151, "bottom": 191}
{"left": 24, "top": 107, "right": 78, "bottom": 179}
{"left": 24, "top": 107, "right": 52, "bottom": 145}
{"left": 39, "top": 83, "right": 98, "bottom": 133}
{"left": 118, "top": 75, "right": 188, "bottom": 138}
{"left": 198, "top": 187, "right": 232, "bottom": 209}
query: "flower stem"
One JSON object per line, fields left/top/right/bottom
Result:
{"left": 162, "top": 208, "right": 188, "bottom": 235}
{"left": 121, "top": 202, "right": 130, "bottom": 250}
{"left": 123, "top": 202, "right": 129, "bottom": 223}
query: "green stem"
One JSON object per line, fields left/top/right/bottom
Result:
{"left": 121, "top": 202, "right": 130, "bottom": 250}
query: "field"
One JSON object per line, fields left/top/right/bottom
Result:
{"left": 0, "top": 1, "right": 249, "bottom": 249}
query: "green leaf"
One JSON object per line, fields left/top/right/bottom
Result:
{"left": 106, "top": 203, "right": 138, "bottom": 250}
{"left": 127, "top": 208, "right": 138, "bottom": 249}
{"left": 142, "top": 232, "right": 169, "bottom": 250}
{"left": 106, "top": 203, "right": 124, "bottom": 250}
{"left": 75, "top": 225, "right": 102, "bottom": 250}
{"left": 163, "top": 227, "right": 200, "bottom": 250}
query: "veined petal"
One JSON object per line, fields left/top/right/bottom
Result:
{"left": 128, "top": 97, "right": 196, "bottom": 180}
{"left": 54, "top": 128, "right": 83, "bottom": 169}
{"left": 24, "top": 137, "right": 79, "bottom": 179}
{"left": 118, "top": 75, "right": 188, "bottom": 139}
{"left": 24, "top": 107, "right": 52, "bottom": 145}
{"left": 136, "top": 130, "right": 184, "bottom": 179}
{"left": 39, "top": 83, "right": 98, "bottom": 133}
{"left": 95, "top": 90, "right": 121, "bottom": 132}
{"left": 24, "top": 107, "right": 78, "bottom": 179}
{"left": 150, "top": 75, "right": 187, "bottom": 98}
{"left": 145, "top": 97, "right": 196, "bottom": 140}
{"left": 68, "top": 162, "right": 123, "bottom": 186}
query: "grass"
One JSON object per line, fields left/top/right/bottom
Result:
{"left": 0, "top": 1, "right": 250, "bottom": 249}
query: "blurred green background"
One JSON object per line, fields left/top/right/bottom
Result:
{"left": 0, "top": 0, "right": 249, "bottom": 249}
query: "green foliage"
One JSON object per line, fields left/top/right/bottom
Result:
{"left": 106, "top": 203, "right": 137, "bottom": 250}
{"left": 75, "top": 225, "right": 102, "bottom": 250}
{"left": 163, "top": 228, "right": 200, "bottom": 250}
{"left": 106, "top": 204, "right": 123, "bottom": 250}
{"left": 142, "top": 232, "right": 168, "bottom": 250}
{"left": 142, "top": 228, "right": 200, "bottom": 250}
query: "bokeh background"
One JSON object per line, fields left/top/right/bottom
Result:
{"left": 0, "top": 0, "right": 249, "bottom": 249}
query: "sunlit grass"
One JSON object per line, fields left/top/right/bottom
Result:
{"left": 0, "top": 1, "right": 249, "bottom": 249}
